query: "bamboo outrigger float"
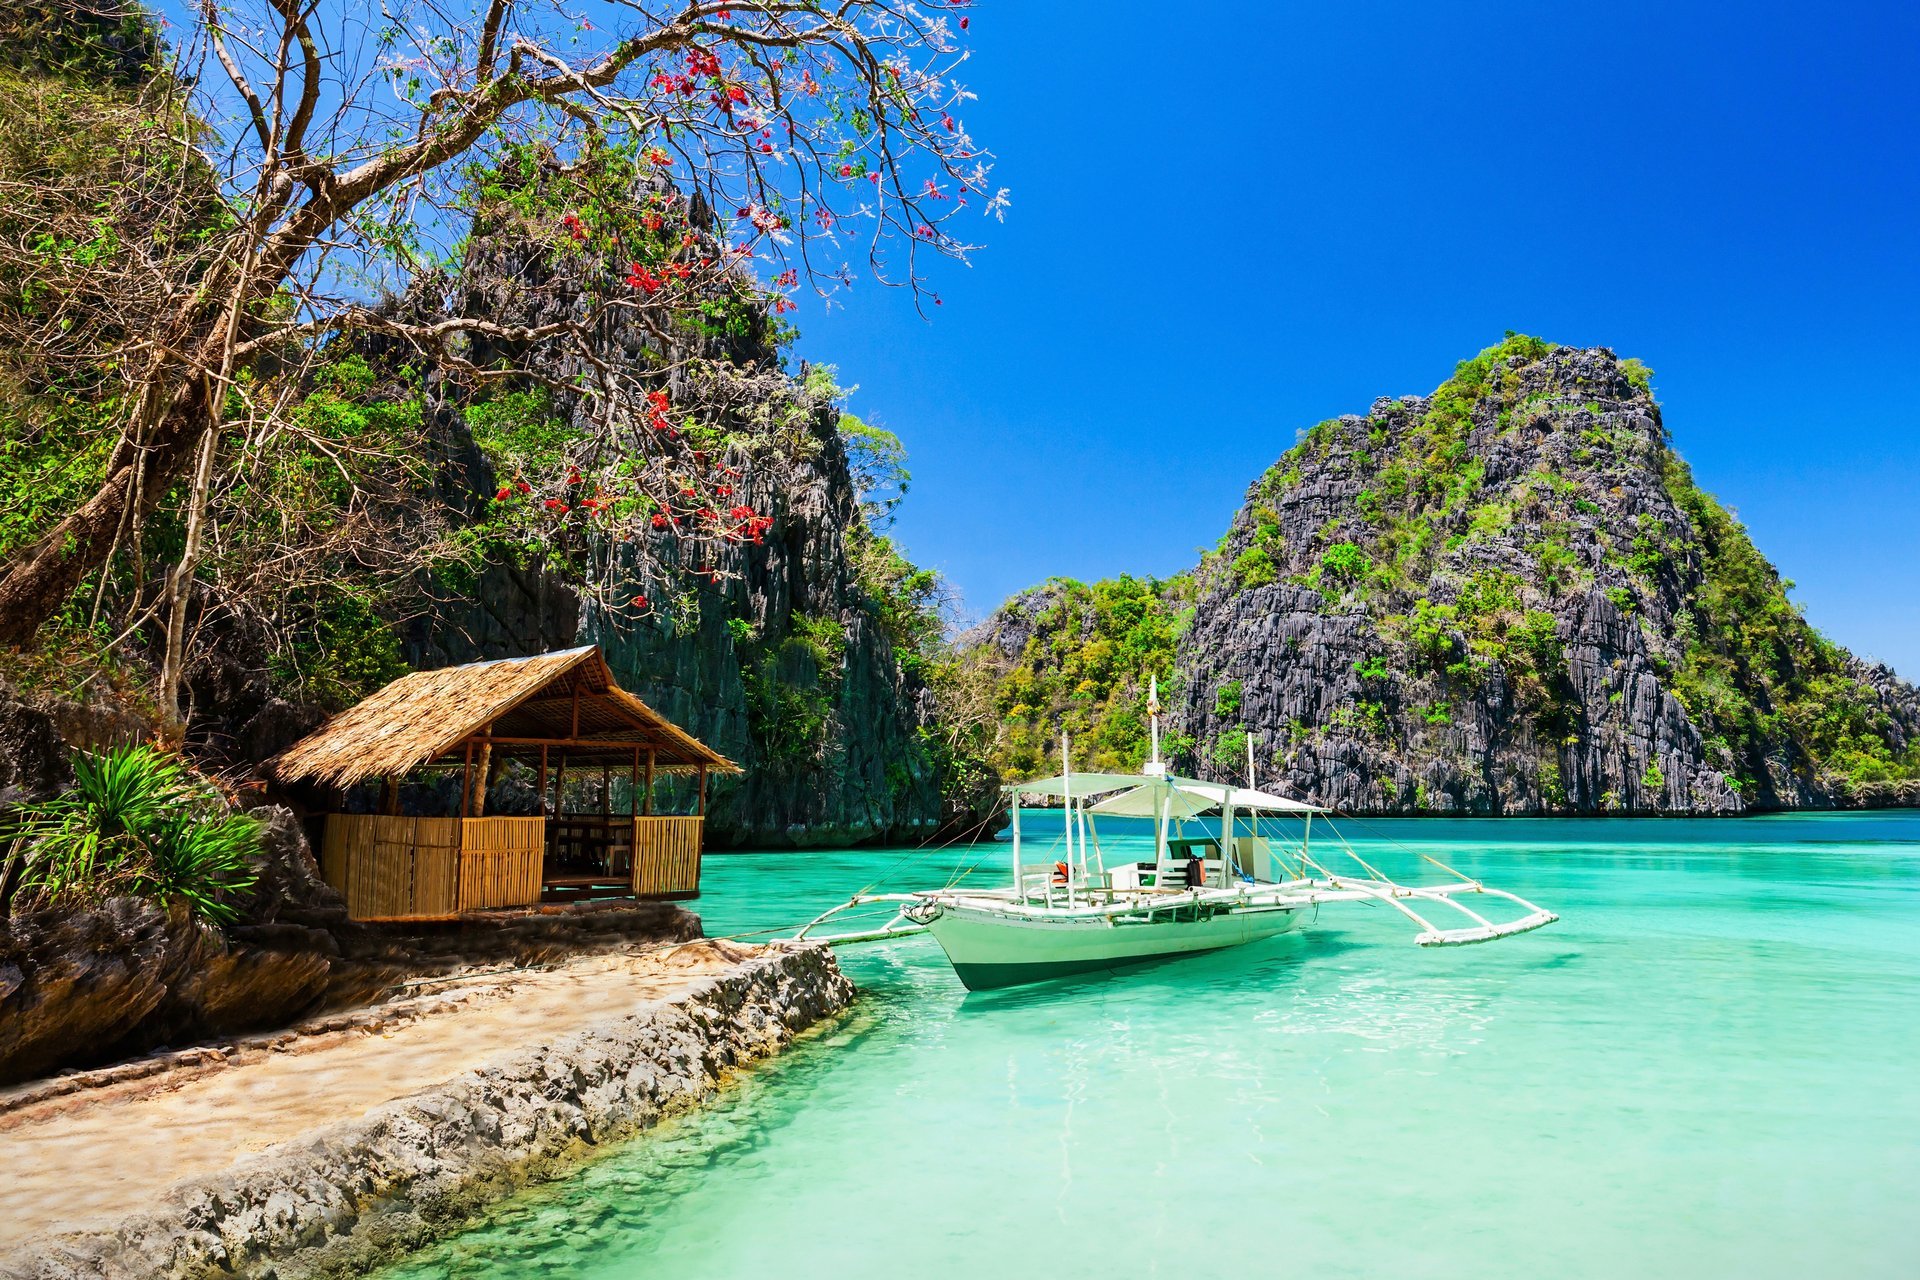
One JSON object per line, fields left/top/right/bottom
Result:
{"left": 796, "top": 679, "right": 1557, "bottom": 990}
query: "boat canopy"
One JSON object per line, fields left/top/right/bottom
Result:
{"left": 1004, "top": 772, "right": 1154, "bottom": 799}
{"left": 1006, "top": 772, "right": 1327, "bottom": 815}
{"left": 1087, "top": 784, "right": 1217, "bottom": 819}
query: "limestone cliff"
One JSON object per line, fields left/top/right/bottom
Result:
{"left": 970, "top": 339, "right": 1920, "bottom": 814}
{"left": 389, "top": 174, "right": 981, "bottom": 847}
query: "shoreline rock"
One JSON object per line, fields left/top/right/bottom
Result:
{"left": 0, "top": 941, "right": 853, "bottom": 1280}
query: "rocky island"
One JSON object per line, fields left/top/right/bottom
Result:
{"left": 967, "top": 337, "right": 1920, "bottom": 814}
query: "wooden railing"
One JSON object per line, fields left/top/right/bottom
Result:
{"left": 321, "top": 814, "right": 544, "bottom": 920}
{"left": 631, "top": 816, "right": 704, "bottom": 899}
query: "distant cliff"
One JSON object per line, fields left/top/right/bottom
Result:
{"left": 967, "top": 338, "right": 1920, "bottom": 814}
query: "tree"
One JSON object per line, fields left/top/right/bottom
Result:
{"left": 0, "top": 0, "right": 1001, "bottom": 698}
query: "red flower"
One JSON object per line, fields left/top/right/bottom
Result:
{"left": 543, "top": 499, "right": 569, "bottom": 513}
{"left": 515, "top": 480, "right": 531, "bottom": 495}
{"left": 626, "top": 263, "right": 663, "bottom": 294}
{"left": 651, "top": 513, "right": 670, "bottom": 529}
{"left": 495, "top": 485, "right": 512, "bottom": 501}
{"left": 631, "top": 594, "right": 649, "bottom": 609}
{"left": 716, "top": 485, "right": 733, "bottom": 497}
{"left": 960, "top": 16, "right": 969, "bottom": 29}
{"left": 727, "top": 85, "right": 748, "bottom": 104}
{"left": 838, "top": 163, "right": 853, "bottom": 177}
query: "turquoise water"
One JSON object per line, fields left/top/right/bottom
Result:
{"left": 386, "top": 812, "right": 1920, "bottom": 1279}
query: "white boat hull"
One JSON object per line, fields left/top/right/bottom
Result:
{"left": 926, "top": 900, "right": 1303, "bottom": 991}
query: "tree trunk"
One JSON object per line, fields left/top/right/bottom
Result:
{"left": 0, "top": 372, "right": 214, "bottom": 648}
{"left": 157, "top": 425, "right": 220, "bottom": 731}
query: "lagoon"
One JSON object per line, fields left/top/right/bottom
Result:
{"left": 384, "top": 812, "right": 1920, "bottom": 1279}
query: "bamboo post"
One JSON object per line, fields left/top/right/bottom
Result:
{"left": 381, "top": 776, "right": 399, "bottom": 816}
{"left": 554, "top": 752, "right": 567, "bottom": 818}
{"left": 462, "top": 742, "right": 474, "bottom": 818}
{"left": 472, "top": 728, "right": 493, "bottom": 818}
{"left": 629, "top": 747, "right": 641, "bottom": 816}
{"left": 537, "top": 745, "right": 548, "bottom": 811}
{"left": 600, "top": 765, "right": 611, "bottom": 817}
{"left": 643, "top": 750, "right": 655, "bottom": 816}
{"left": 697, "top": 765, "right": 708, "bottom": 816}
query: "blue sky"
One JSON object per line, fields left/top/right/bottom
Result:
{"left": 789, "top": 0, "right": 1920, "bottom": 676}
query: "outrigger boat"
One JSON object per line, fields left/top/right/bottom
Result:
{"left": 794, "top": 685, "right": 1558, "bottom": 991}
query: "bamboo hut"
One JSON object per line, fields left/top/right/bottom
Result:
{"left": 269, "top": 646, "right": 738, "bottom": 921}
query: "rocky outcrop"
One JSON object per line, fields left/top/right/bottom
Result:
{"left": 0, "top": 943, "right": 853, "bottom": 1280}
{"left": 970, "top": 340, "right": 1920, "bottom": 814}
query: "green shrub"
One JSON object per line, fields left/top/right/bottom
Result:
{"left": 3, "top": 745, "right": 260, "bottom": 923}
{"left": 1213, "top": 679, "right": 1242, "bottom": 718}
{"left": 1320, "top": 542, "right": 1368, "bottom": 582}
{"left": 1232, "top": 545, "right": 1277, "bottom": 589}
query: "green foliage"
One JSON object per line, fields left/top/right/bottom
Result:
{"left": 991, "top": 575, "right": 1189, "bottom": 776}
{"left": 1406, "top": 599, "right": 1459, "bottom": 674}
{"left": 1422, "top": 701, "right": 1453, "bottom": 726}
{"left": 1352, "top": 653, "right": 1391, "bottom": 682}
{"left": 1620, "top": 357, "right": 1655, "bottom": 394}
{"left": 1642, "top": 762, "right": 1666, "bottom": 791}
{"left": 3, "top": 745, "right": 260, "bottom": 923}
{"left": 266, "top": 587, "right": 411, "bottom": 713}
{"left": 1212, "top": 726, "right": 1250, "bottom": 772}
{"left": 1213, "top": 679, "right": 1243, "bottom": 718}
{"left": 1539, "top": 758, "right": 1567, "bottom": 807}
{"left": 1319, "top": 542, "right": 1368, "bottom": 582}
{"left": 1232, "top": 544, "right": 1277, "bottom": 589}
{"left": 741, "top": 613, "right": 846, "bottom": 769}
{"left": 465, "top": 386, "right": 580, "bottom": 476}
{"left": 1661, "top": 454, "right": 1919, "bottom": 795}
{"left": 839, "top": 411, "right": 911, "bottom": 522}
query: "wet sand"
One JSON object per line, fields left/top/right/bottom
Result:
{"left": 0, "top": 941, "right": 748, "bottom": 1246}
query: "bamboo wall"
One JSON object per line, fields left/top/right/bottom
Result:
{"left": 318, "top": 812, "right": 702, "bottom": 918}
{"left": 321, "top": 814, "right": 543, "bottom": 920}
{"left": 632, "top": 816, "right": 704, "bottom": 898}
{"left": 457, "top": 817, "right": 546, "bottom": 911}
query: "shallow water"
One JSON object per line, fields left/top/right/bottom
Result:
{"left": 384, "top": 812, "right": 1920, "bottom": 1280}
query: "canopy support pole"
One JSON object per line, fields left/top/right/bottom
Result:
{"left": 461, "top": 742, "right": 474, "bottom": 818}
{"left": 697, "top": 765, "right": 708, "bottom": 816}
{"left": 1010, "top": 793, "right": 1023, "bottom": 898}
{"left": 643, "top": 751, "right": 655, "bottom": 816}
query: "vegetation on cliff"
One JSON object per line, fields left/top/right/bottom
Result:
{"left": 967, "top": 574, "right": 1196, "bottom": 778}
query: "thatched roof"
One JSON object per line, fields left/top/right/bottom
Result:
{"left": 269, "top": 645, "right": 739, "bottom": 790}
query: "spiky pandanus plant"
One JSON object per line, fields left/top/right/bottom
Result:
{"left": 0, "top": 744, "right": 259, "bottom": 923}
